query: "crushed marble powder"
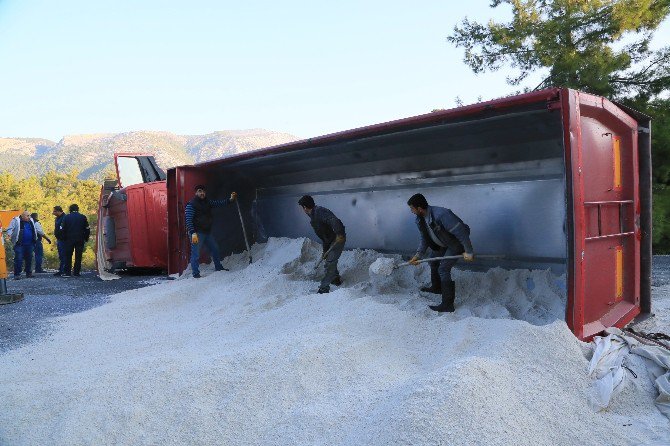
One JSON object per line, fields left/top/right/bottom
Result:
{"left": 1, "top": 237, "right": 668, "bottom": 445}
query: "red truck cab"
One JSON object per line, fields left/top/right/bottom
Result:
{"left": 95, "top": 154, "right": 168, "bottom": 273}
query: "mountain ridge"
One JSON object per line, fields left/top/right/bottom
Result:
{"left": 0, "top": 129, "right": 298, "bottom": 181}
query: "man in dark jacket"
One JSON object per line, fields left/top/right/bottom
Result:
{"left": 52, "top": 206, "right": 66, "bottom": 276}
{"left": 185, "top": 185, "right": 237, "bottom": 278}
{"left": 407, "top": 193, "right": 474, "bottom": 312}
{"left": 59, "top": 204, "right": 91, "bottom": 277}
{"left": 298, "top": 195, "right": 346, "bottom": 294}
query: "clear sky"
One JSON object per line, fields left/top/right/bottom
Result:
{"left": 0, "top": 0, "right": 668, "bottom": 141}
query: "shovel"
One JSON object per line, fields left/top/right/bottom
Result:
{"left": 314, "top": 240, "right": 342, "bottom": 270}
{"left": 235, "top": 199, "right": 252, "bottom": 264}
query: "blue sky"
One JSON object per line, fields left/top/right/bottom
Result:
{"left": 0, "top": 0, "right": 668, "bottom": 141}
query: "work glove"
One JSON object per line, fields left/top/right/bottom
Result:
{"left": 230, "top": 192, "right": 237, "bottom": 201}
{"left": 191, "top": 233, "right": 199, "bottom": 245}
{"left": 463, "top": 252, "right": 474, "bottom": 262}
{"left": 408, "top": 255, "right": 420, "bottom": 266}
{"left": 335, "top": 234, "right": 346, "bottom": 244}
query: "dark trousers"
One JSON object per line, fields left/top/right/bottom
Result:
{"left": 64, "top": 241, "right": 85, "bottom": 275}
{"left": 56, "top": 240, "right": 66, "bottom": 273}
{"left": 34, "top": 240, "right": 44, "bottom": 271}
{"left": 428, "top": 247, "right": 459, "bottom": 283}
{"left": 319, "top": 241, "right": 344, "bottom": 291}
{"left": 13, "top": 243, "right": 34, "bottom": 276}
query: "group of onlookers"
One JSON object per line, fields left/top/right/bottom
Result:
{"left": 4, "top": 204, "right": 90, "bottom": 279}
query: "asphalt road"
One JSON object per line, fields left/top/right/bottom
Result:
{"left": 0, "top": 270, "right": 168, "bottom": 353}
{"left": 652, "top": 255, "right": 670, "bottom": 287}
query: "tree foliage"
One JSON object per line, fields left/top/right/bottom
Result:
{"left": 1, "top": 171, "right": 100, "bottom": 270}
{"left": 449, "top": 0, "right": 670, "bottom": 97}
{"left": 626, "top": 96, "right": 670, "bottom": 252}
{"left": 449, "top": 0, "right": 670, "bottom": 253}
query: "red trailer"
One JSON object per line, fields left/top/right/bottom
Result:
{"left": 166, "top": 88, "right": 652, "bottom": 341}
{"left": 96, "top": 154, "right": 169, "bottom": 273}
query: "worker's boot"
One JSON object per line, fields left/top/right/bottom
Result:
{"left": 420, "top": 269, "right": 442, "bottom": 294}
{"left": 331, "top": 275, "right": 342, "bottom": 286}
{"left": 429, "top": 280, "right": 455, "bottom": 313}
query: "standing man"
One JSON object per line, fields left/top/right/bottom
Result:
{"left": 52, "top": 206, "right": 66, "bottom": 276}
{"left": 185, "top": 185, "right": 237, "bottom": 278}
{"left": 59, "top": 204, "right": 90, "bottom": 277}
{"left": 298, "top": 195, "right": 346, "bottom": 294}
{"left": 6, "top": 211, "right": 38, "bottom": 279}
{"left": 30, "top": 213, "right": 52, "bottom": 273}
{"left": 407, "top": 193, "right": 474, "bottom": 313}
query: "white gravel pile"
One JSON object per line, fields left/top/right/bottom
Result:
{"left": 1, "top": 237, "right": 668, "bottom": 445}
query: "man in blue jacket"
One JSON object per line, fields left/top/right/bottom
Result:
{"left": 59, "top": 204, "right": 90, "bottom": 277}
{"left": 185, "top": 185, "right": 237, "bottom": 278}
{"left": 298, "top": 195, "right": 346, "bottom": 294}
{"left": 6, "top": 211, "right": 38, "bottom": 279}
{"left": 407, "top": 193, "right": 474, "bottom": 312}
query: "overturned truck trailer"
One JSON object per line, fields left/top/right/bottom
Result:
{"left": 167, "top": 88, "right": 652, "bottom": 340}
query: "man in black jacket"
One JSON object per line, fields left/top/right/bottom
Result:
{"left": 298, "top": 195, "right": 346, "bottom": 294}
{"left": 59, "top": 204, "right": 90, "bottom": 277}
{"left": 52, "top": 206, "right": 66, "bottom": 276}
{"left": 185, "top": 185, "right": 237, "bottom": 278}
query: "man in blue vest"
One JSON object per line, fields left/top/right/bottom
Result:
{"left": 59, "top": 204, "right": 91, "bottom": 277}
{"left": 6, "top": 211, "right": 38, "bottom": 279}
{"left": 407, "top": 193, "right": 474, "bottom": 312}
{"left": 185, "top": 185, "right": 237, "bottom": 278}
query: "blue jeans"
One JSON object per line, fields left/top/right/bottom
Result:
{"left": 34, "top": 240, "right": 44, "bottom": 271}
{"left": 190, "top": 232, "right": 223, "bottom": 276}
{"left": 14, "top": 243, "right": 34, "bottom": 276}
{"left": 57, "top": 240, "right": 66, "bottom": 273}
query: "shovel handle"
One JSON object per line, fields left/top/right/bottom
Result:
{"left": 235, "top": 199, "right": 252, "bottom": 264}
{"left": 397, "top": 254, "right": 504, "bottom": 268}
{"left": 314, "top": 240, "right": 341, "bottom": 270}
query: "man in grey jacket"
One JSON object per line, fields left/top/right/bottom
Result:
{"left": 407, "top": 193, "right": 474, "bottom": 312}
{"left": 298, "top": 195, "right": 346, "bottom": 294}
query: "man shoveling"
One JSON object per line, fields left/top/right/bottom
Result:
{"left": 298, "top": 195, "right": 346, "bottom": 294}
{"left": 407, "top": 193, "right": 474, "bottom": 312}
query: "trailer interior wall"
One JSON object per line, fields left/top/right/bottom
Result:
{"left": 167, "top": 88, "right": 649, "bottom": 340}
{"left": 208, "top": 104, "right": 567, "bottom": 273}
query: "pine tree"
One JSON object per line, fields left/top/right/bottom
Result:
{"left": 448, "top": 0, "right": 670, "bottom": 98}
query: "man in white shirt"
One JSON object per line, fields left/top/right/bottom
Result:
{"left": 30, "top": 213, "right": 52, "bottom": 273}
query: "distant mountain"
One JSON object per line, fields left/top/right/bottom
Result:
{"left": 0, "top": 137, "right": 56, "bottom": 178}
{"left": 0, "top": 130, "right": 298, "bottom": 181}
